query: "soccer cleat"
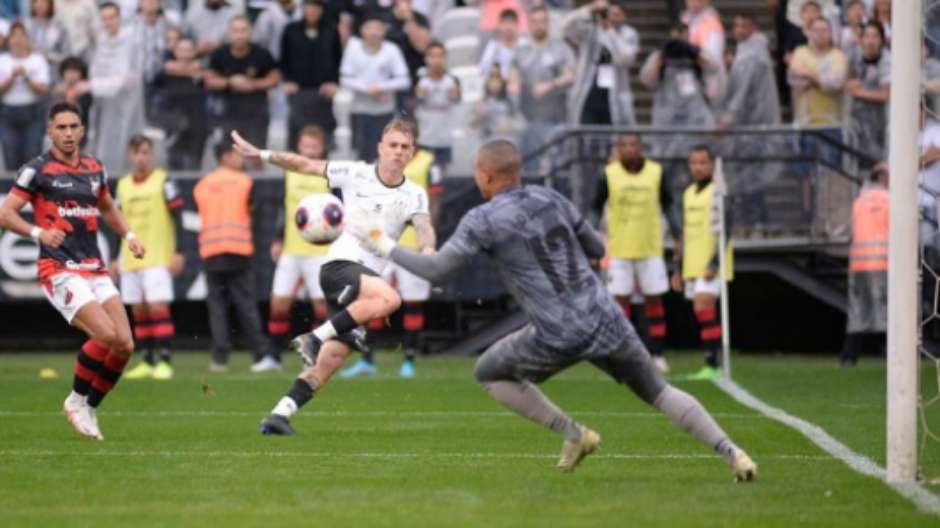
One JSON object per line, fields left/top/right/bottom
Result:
{"left": 339, "top": 359, "right": 377, "bottom": 378}
{"left": 124, "top": 362, "right": 154, "bottom": 380}
{"left": 62, "top": 394, "right": 97, "bottom": 440}
{"left": 84, "top": 406, "right": 104, "bottom": 441}
{"left": 556, "top": 425, "right": 602, "bottom": 472}
{"left": 399, "top": 359, "right": 416, "bottom": 378}
{"left": 732, "top": 450, "right": 757, "bottom": 482}
{"left": 152, "top": 361, "right": 174, "bottom": 380}
{"left": 259, "top": 414, "right": 295, "bottom": 436}
{"left": 653, "top": 356, "right": 671, "bottom": 374}
{"left": 250, "top": 356, "right": 284, "bottom": 373}
{"left": 290, "top": 334, "right": 322, "bottom": 368}
{"left": 687, "top": 366, "right": 721, "bottom": 381}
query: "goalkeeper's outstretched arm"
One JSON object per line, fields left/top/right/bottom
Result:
{"left": 230, "top": 130, "right": 327, "bottom": 176}
{"left": 389, "top": 244, "right": 470, "bottom": 284}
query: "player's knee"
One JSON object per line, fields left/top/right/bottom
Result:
{"left": 474, "top": 353, "right": 508, "bottom": 384}
{"left": 93, "top": 326, "right": 119, "bottom": 350}
{"left": 382, "top": 287, "right": 402, "bottom": 314}
{"left": 115, "top": 336, "right": 135, "bottom": 358}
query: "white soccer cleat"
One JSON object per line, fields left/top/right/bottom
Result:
{"left": 84, "top": 406, "right": 104, "bottom": 441}
{"left": 732, "top": 450, "right": 757, "bottom": 482}
{"left": 557, "top": 425, "right": 602, "bottom": 472}
{"left": 250, "top": 356, "right": 283, "bottom": 373}
{"left": 62, "top": 393, "right": 98, "bottom": 440}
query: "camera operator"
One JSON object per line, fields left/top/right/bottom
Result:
{"left": 639, "top": 24, "right": 719, "bottom": 223}
{"left": 563, "top": 0, "right": 639, "bottom": 126}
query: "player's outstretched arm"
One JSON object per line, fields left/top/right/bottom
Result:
{"left": 389, "top": 244, "right": 471, "bottom": 284}
{"left": 231, "top": 130, "right": 327, "bottom": 176}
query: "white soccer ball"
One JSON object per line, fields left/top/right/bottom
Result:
{"left": 295, "top": 193, "right": 344, "bottom": 245}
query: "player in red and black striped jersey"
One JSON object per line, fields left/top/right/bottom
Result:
{"left": 0, "top": 101, "right": 146, "bottom": 441}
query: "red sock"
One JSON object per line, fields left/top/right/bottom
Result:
{"left": 87, "top": 353, "right": 129, "bottom": 408}
{"left": 73, "top": 340, "right": 108, "bottom": 395}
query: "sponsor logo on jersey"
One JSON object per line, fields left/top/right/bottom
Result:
{"left": 90, "top": 177, "right": 100, "bottom": 196}
{"left": 52, "top": 180, "right": 74, "bottom": 189}
{"left": 58, "top": 206, "right": 99, "bottom": 219}
{"left": 64, "top": 289, "right": 73, "bottom": 305}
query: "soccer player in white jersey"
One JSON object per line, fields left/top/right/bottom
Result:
{"left": 230, "top": 119, "right": 437, "bottom": 435}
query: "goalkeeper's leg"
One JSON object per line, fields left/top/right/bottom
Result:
{"left": 593, "top": 329, "right": 757, "bottom": 482}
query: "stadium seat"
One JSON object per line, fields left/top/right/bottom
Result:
{"left": 434, "top": 7, "right": 481, "bottom": 41}
{"left": 450, "top": 65, "right": 484, "bottom": 103}
{"left": 445, "top": 35, "right": 481, "bottom": 69}
{"left": 332, "top": 88, "right": 353, "bottom": 129}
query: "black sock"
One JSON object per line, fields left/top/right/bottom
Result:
{"left": 361, "top": 351, "right": 375, "bottom": 364}
{"left": 287, "top": 378, "right": 315, "bottom": 408}
{"left": 327, "top": 309, "right": 358, "bottom": 336}
{"left": 157, "top": 348, "right": 172, "bottom": 364}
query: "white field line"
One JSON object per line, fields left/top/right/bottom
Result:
{"left": 714, "top": 376, "right": 940, "bottom": 516}
{"left": 0, "top": 410, "right": 762, "bottom": 418}
{"left": 0, "top": 449, "right": 828, "bottom": 461}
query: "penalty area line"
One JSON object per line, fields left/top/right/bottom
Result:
{"left": 713, "top": 376, "right": 940, "bottom": 516}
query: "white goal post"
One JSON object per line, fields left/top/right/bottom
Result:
{"left": 886, "top": 0, "right": 921, "bottom": 483}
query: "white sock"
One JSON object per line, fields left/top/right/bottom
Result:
{"left": 312, "top": 321, "right": 337, "bottom": 342}
{"left": 67, "top": 391, "right": 86, "bottom": 404}
{"left": 272, "top": 396, "right": 298, "bottom": 418}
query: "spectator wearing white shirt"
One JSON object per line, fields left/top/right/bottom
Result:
{"left": 0, "top": 22, "right": 51, "bottom": 170}
{"left": 479, "top": 8, "right": 527, "bottom": 81}
{"left": 340, "top": 15, "right": 410, "bottom": 162}
{"left": 414, "top": 41, "right": 460, "bottom": 172}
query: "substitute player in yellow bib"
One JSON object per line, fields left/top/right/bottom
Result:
{"left": 260, "top": 126, "right": 333, "bottom": 372}
{"left": 114, "top": 135, "right": 185, "bottom": 380}
{"left": 595, "top": 133, "right": 679, "bottom": 374}
{"left": 670, "top": 145, "right": 733, "bottom": 380}
{"left": 340, "top": 146, "right": 442, "bottom": 378}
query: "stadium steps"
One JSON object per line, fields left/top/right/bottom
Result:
{"left": 735, "top": 254, "right": 846, "bottom": 312}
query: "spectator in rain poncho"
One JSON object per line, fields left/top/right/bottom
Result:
{"left": 85, "top": 2, "right": 145, "bottom": 175}
{"left": 845, "top": 21, "right": 890, "bottom": 168}
{"left": 563, "top": 0, "right": 639, "bottom": 126}
{"left": 841, "top": 164, "right": 888, "bottom": 367}
{"left": 717, "top": 14, "right": 782, "bottom": 233}
{"left": 639, "top": 24, "right": 716, "bottom": 217}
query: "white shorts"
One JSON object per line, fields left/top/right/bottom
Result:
{"left": 43, "top": 273, "right": 120, "bottom": 324}
{"left": 607, "top": 257, "right": 669, "bottom": 296}
{"left": 120, "top": 266, "right": 174, "bottom": 304}
{"left": 384, "top": 263, "right": 431, "bottom": 301}
{"left": 272, "top": 254, "right": 326, "bottom": 300}
{"left": 684, "top": 277, "right": 722, "bottom": 300}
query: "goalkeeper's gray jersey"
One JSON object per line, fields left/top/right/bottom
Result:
{"left": 447, "top": 185, "right": 629, "bottom": 356}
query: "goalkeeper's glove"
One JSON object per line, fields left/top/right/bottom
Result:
{"left": 346, "top": 214, "right": 396, "bottom": 257}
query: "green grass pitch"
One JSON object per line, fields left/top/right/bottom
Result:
{"left": 0, "top": 351, "right": 937, "bottom": 527}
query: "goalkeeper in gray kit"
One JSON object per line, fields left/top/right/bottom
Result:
{"left": 351, "top": 140, "right": 757, "bottom": 479}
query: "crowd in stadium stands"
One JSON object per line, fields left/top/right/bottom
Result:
{"left": 0, "top": 0, "right": 930, "bottom": 178}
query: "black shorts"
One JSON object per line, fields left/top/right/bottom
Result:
{"left": 318, "top": 260, "right": 380, "bottom": 352}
